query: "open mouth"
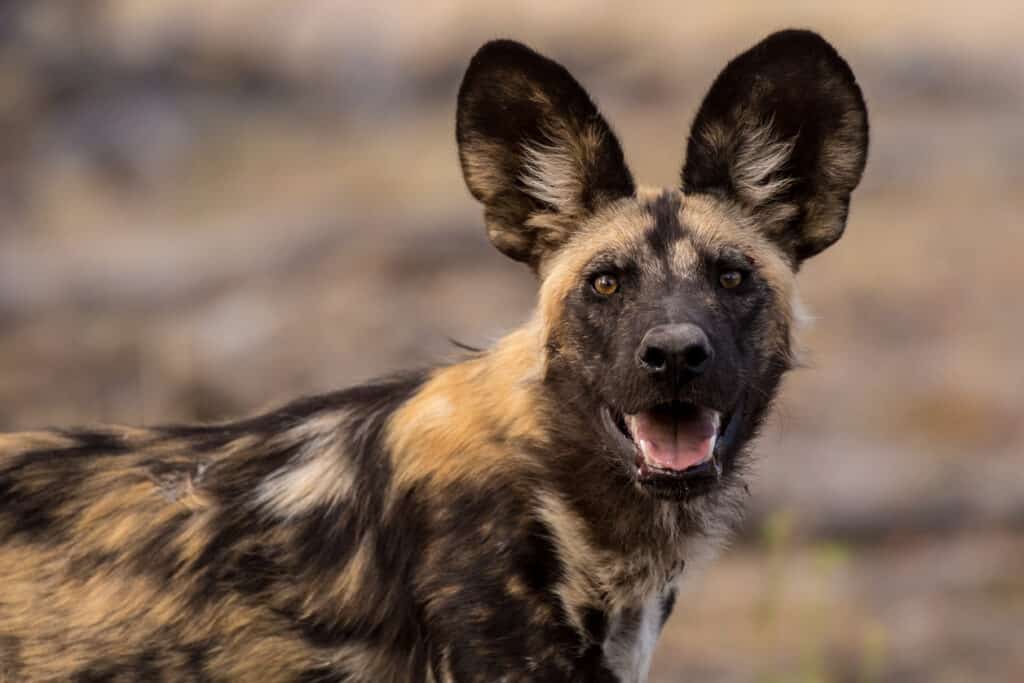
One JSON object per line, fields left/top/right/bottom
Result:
{"left": 601, "top": 401, "right": 732, "bottom": 494}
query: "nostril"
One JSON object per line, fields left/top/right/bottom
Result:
{"left": 638, "top": 324, "right": 712, "bottom": 375}
{"left": 683, "top": 344, "right": 710, "bottom": 371}
{"left": 640, "top": 346, "right": 667, "bottom": 372}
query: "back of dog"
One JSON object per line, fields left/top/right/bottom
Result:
{"left": 0, "top": 427, "right": 359, "bottom": 681}
{"left": 0, "top": 430, "right": 174, "bottom": 680}
{"left": 0, "top": 374, "right": 430, "bottom": 682}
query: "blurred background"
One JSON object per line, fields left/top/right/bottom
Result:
{"left": 1, "top": 1, "right": 1022, "bottom": 680}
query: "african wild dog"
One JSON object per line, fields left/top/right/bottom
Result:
{"left": 0, "top": 29, "right": 867, "bottom": 682}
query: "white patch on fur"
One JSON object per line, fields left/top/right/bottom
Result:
{"left": 788, "top": 288, "right": 815, "bottom": 367}
{"left": 603, "top": 591, "right": 665, "bottom": 683}
{"left": 256, "top": 417, "right": 354, "bottom": 519}
{"left": 602, "top": 524, "right": 729, "bottom": 681}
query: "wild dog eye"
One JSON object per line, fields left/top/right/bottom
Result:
{"left": 592, "top": 273, "right": 619, "bottom": 296}
{"left": 719, "top": 270, "right": 744, "bottom": 289}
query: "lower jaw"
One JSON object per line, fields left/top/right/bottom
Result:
{"left": 601, "top": 404, "right": 737, "bottom": 500}
{"left": 635, "top": 454, "right": 723, "bottom": 499}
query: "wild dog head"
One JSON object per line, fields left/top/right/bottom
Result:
{"left": 456, "top": 31, "right": 868, "bottom": 499}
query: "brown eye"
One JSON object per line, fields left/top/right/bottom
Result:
{"left": 592, "top": 273, "right": 619, "bottom": 296}
{"left": 719, "top": 270, "right": 744, "bottom": 289}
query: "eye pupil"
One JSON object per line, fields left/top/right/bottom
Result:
{"left": 593, "top": 274, "right": 618, "bottom": 295}
{"left": 720, "top": 270, "right": 743, "bottom": 289}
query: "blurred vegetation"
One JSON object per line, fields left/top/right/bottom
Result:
{"left": 1, "top": 2, "right": 1021, "bottom": 681}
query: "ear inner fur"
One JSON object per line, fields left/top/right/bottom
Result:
{"left": 456, "top": 39, "right": 635, "bottom": 270}
{"left": 681, "top": 29, "right": 869, "bottom": 265}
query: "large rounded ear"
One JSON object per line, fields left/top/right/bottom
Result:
{"left": 457, "top": 40, "right": 634, "bottom": 271}
{"left": 682, "top": 30, "right": 869, "bottom": 265}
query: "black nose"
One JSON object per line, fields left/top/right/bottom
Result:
{"left": 637, "top": 323, "right": 714, "bottom": 376}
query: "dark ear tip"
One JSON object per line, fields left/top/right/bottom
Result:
{"left": 463, "top": 39, "right": 541, "bottom": 80}
{"left": 762, "top": 28, "right": 869, "bottom": 146}
{"left": 754, "top": 29, "right": 846, "bottom": 58}
{"left": 458, "top": 40, "right": 541, "bottom": 116}
{"left": 471, "top": 39, "right": 536, "bottom": 60}
{"left": 752, "top": 29, "right": 860, "bottom": 84}
{"left": 759, "top": 28, "right": 833, "bottom": 47}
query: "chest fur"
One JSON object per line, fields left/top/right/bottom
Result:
{"left": 602, "top": 587, "right": 675, "bottom": 683}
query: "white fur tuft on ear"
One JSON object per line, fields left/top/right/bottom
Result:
{"left": 520, "top": 137, "right": 583, "bottom": 211}
{"left": 731, "top": 120, "right": 797, "bottom": 205}
{"left": 519, "top": 122, "right": 609, "bottom": 214}
{"left": 700, "top": 118, "right": 796, "bottom": 207}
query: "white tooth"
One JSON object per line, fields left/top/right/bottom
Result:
{"left": 637, "top": 439, "right": 652, "bottom": 460}
{"left": 704, "top": 432, "right": 718, "bottom": 464}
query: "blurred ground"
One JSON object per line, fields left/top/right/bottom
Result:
{"left": 1, "top": 2, "right": 1022, "bottom": 681}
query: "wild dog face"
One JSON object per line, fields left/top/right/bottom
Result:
{"left": 457, "top": 32, "right": 868, "bottom": 499}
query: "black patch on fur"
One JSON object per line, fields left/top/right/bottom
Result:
{"left": 660, "top": 587, "right": 677, "bottom": 628}
{"left": 183, "top": 643, "right": 214, "bottom": 682}
{"left": 292, "top": 503, "right": 363, "bottom": 577}
{"left": 294, "top": 667, "right": 353, "bottom": 683}
{"left": 582, "top": 607, "right": 608, "bottom": 644}
{"left": 645, "top": 191, "right": 685, "bottom": 259}
{"left": 70, "top": 649, "right": 166, "bottom": 681}
{"left": 576, "top": 644, "right": 622, "bottom": 683}
{"left": 127, "top": 509, "right": 193, "bottom": 582}
{"left": 516, "top": 519, "right": 564, "bottom": 594}
{"left": 134, "top": 649, "right": 164, "bottom": 681}
{"left": 0, "top": 635, "right": 22, "bottom": 681}
{"left": 289, "top": 611, "right": 364, "bottom": 651}
{"left": 0, "top": 475, "right": 61, "bottom": 541}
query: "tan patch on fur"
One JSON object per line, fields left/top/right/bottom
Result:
{"left": 534, "top": 491, "right": 606, "bottom": 625}
{"left": 387, "top": 324, "right": 548, "bottom": 490}
{"left": 323, "top": 533, "right": 374, "bottom": 606}
{"left": 505, "top": 574, "right": 528, "bottom": 598}
{"left": 0, "top": 432, "right": 76, "bottom": 458}
{"left": 0, "top": 541, "right": 188, "bottom": 677}
{"left": 460, "top": 138, "right": 511, "bottom": 204}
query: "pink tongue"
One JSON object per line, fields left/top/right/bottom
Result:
{"left": 629, "top": 408, "right": 718, "bottom": 471}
